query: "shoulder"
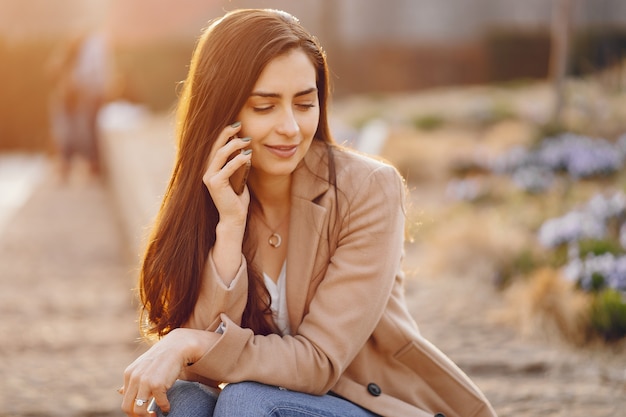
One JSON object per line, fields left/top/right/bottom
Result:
{"left": 332, "top": 146, "right": 398, "bottom": 178}
{"left": 331, "top": 146, "right": 405, "bottom": 197}
{"left": 296, "top": 140, "right": 406, "bottom": 204}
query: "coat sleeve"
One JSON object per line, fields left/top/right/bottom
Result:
{"left": 187, "top": 163, "right": 407, "bottom": 394}
{"left": 183, "top": 253, "right": 248, "bottom": 331}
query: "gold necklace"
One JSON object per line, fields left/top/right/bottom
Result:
{"left": 255, "top": 212, "right": 288, "bottom": 248}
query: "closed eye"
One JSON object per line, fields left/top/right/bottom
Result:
{"left": 253, "top": 106, "right": 274, "bottom": 112}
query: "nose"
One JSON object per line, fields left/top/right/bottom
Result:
{"left": 276, "top": 108, "right": 299, "bottom": 138}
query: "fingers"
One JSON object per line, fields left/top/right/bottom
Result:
{"left": 203, "top": 123, "right": 252, "bottom": 197}
{"left": 206, "top": 121, "right": 243, "bottom": 167}
{"left": 121, "top": 367, "right": 171, "bottom": 416}
{"left": 120, "top": 331, "right": 197, "bottom": 416}
{"left": 204, "top": 137, "right": 252, "bottom": 183}
{"left": 132, "top": 396, "right": 152, "bottom": 416}
{"left": 152, "top": 388, "right": 172, "bottom": 415}
{"left": 121, "top": 384, "right": 170, "bottom": 416}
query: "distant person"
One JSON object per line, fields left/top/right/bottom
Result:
{"left": 47, "top": 31, "right": 112, "bottom": 181}
{"left": 119, "top": 9, "right": 497, "bottom": 417}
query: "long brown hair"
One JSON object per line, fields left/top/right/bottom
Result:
{"left": 139, "top": 9, "right": 334, "bottom": 337}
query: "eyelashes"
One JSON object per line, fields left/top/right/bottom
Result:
{"left": 252, "top": 103, "right": 316, "bottom": 113}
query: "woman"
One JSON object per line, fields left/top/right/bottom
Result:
{"left": 121, "top": 9, "right": 497, "bottom": 417}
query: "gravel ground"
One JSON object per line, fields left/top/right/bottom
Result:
{"left": 0, "top": 167, "right": 145, "bottom": 417}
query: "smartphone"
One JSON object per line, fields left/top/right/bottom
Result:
{"left": 147, "top": 399, "right": 157, "bottom": 413}
{"left": 226, "top": 139, "right": 251, "bottom": 195}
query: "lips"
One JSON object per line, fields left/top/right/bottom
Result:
{"left": 265, "top": 144, "right": 298, "bottom": 158}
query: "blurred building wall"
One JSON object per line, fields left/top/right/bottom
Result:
{"left": 1, "top": 0, "right": 625, "bottom": 150}
{"left": 0, "top": 0, "right": 105, "bottom": 39}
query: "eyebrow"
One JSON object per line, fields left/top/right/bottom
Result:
{"left": 250, "top": 87, "right": 318, "bottom": 99}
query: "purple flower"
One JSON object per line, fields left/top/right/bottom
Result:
{"left": 537, "top": 134, "right": 623, "bottom": 179}
{"left": 538, "top": 210, "right": 606, "bottom": 248}
{"left": 567, "top": 253, "right": 626, "bottom": 292}
{"left": 537, "top": 192, "right": 625, "bottom": 248}
{"left": 493, "top": 132, "right": 625, "bottom": 190}
{"left": 586, "top": 192, "right": 626, "bottom": 221}
{"left": 445, "top": 178, "right": 483, "bottom": 201}
{"left": 511, "top": 166, "right": 553, "bottom": 193}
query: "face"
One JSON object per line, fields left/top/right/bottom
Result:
{"left": 237, "top": 48, "right": 320, "bottom": 183}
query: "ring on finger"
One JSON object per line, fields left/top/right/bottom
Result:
{"left": 135, "top": 398, "right": 150, "bottom": 407}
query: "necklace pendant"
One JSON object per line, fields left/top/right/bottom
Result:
{"left": 268, "top": 232, "right": 282, "bottom": 248}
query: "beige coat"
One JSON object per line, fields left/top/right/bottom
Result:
{"left": 186, "top": 140, "right": 497, "bottom": 417}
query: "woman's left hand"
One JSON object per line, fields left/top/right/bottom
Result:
{"left": 120, "top": 328, "right": 218, "bottom": 416}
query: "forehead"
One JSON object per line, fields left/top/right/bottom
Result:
{"left": 252, "top": 49, "right": 317, "bottom": 92}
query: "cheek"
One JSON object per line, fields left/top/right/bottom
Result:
{"left": 238, "top": 117, "right": 269, "bottom": 139}
{"left": 300, "top": 110, "right": 320, "bottom": 137}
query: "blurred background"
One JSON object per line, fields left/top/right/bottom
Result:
{"left": 1, "top": 1, "right": 626, "bottom": 416}
{"left": 1, "top": 0, "right": 625, "bottom": 150}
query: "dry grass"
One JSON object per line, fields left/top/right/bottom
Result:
{"left": 493, "top": 267, "right": 592, "bottom": 345}
{"left": 382, "top": 125, "right": 481, "bottom": 184}
{"left": 411, "top": 205, "right": 532, "bottom": 281}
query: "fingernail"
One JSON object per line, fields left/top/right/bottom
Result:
{"left": 240, "top": 137, "right": 251, "bottom": 142}
{"left": 242, "top": 149, "right": 252, "bottom": 155}
{"left": 230, "top": 121, "right": 241, "bottom": 128}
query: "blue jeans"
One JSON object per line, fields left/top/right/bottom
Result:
{"left": 156, "top": 380, "right": 380, "bottom": 417}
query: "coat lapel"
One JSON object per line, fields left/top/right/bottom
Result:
{"left": 286, "top": 140, "right": 330, "bottom": 330}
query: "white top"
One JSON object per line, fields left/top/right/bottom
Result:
{"left": 263, "top": 262, "right": 291, "bottom": 335}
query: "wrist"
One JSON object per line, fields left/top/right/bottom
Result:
{"left": 171, "top": 328, "right": 216, "bottom": 366}
{"left": 215, "top": 220, "right": 245, "bottom": 248}
{"left": 213, "top": 218, "right": 246, "bottom": 285}
{"left": 216, "top": 217, "right": 246, "bottom": 236}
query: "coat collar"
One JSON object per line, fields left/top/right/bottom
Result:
{"left": 291, "top": 139, "right": 331, "bottom": 202}
{"left": 285, "top": 139, "right": 332, "bottom": 329}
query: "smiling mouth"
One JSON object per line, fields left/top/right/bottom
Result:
{"left": 266, "top": 144, "right": 298, "bottom": 158}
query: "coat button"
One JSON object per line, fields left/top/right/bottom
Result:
{"left": 367, "top": 382, "right": 382, "bottom": 396}
{"left": 434, "top": 413, "right": 446, "bottom": 417}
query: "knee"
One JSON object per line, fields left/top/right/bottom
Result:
{"left": 214, "top": 382, "right": 278, "bottom": 416}
{"left": 158, "top": 380, "right": 218, "bottom": 417}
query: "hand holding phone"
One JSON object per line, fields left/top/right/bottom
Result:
{"left": 225, "top": 137, "right": 251, "bottom": 195}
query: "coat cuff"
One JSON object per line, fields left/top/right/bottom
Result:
{"left": 188, "top": 314, "right": 252, "bottom": 381}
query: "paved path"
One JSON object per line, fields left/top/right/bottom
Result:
{"left": 0, "top": 165, "right": 143, "bottom": 417}
{"left": 0, "top": 153, "right": 47, "bottom": 235}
